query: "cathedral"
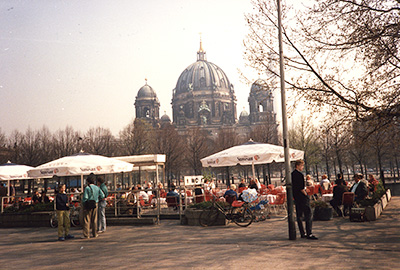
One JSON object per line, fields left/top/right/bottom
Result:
{"left": 134, "top": 41, "right": 278, "bottom": 142}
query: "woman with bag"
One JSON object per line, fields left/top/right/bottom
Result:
{"left": 82, "top": 174, "right": 105, "bottom": 239}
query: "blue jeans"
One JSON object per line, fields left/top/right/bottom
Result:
{"left": 98, "top": 200, "right": 107, "bottom": 231}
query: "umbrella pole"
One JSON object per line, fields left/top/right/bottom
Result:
{"left": 81, "top": 174, "right": 84, "bottom": 192}
{"left": 252, "top": 162, "right": 256, "bottom": 181}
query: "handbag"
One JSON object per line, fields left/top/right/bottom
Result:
{"left": 84, "top": 185, "right": 97, "bottom": 210}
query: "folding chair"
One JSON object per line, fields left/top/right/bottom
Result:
{"left": 166, "top": 196, "right": 179, "bottom": 209}
{"left": 269, "top": 192, "right": 287, "bottom": 214}
{"left": 194, "top": 194, "right": 205, "bottom": 203}
{"left": 341, "top": 192, "right": 355, "bottom": 217}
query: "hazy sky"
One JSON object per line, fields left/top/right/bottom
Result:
{"left": 0, "top": 0, "right": 309, "bottom": 136}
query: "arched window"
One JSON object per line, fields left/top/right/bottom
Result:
{"left": 258, "top": 103, "right": 264, "bottom": 112}
{"left": 144, "top": 108, "right": 150, "bottom": 118}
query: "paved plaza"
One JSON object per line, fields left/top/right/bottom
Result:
{"left": 1, "top": 197, "right": 399, "bottom": 269}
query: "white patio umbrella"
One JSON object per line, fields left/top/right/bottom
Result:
{"left": 0, "top": 161, "right": 34, "bottom": 196}
{"left": 200, "top": 140, "right": 304, "bottom": 180}
{"left": 28, "top": 152, "right": 134, "bottom": 190}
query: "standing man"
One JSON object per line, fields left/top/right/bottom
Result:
{"left": 97, "top": 176, "right": 108, "bottom": 233}
{"left": 82, "top": 174, "right": 104, "bottom": 239}
{"left": 292, "top": 160, "right": 318, "bottom": 240}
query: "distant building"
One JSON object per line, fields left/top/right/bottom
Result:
{"left": 134, "top": 41, "right": 278, "bottom": 143}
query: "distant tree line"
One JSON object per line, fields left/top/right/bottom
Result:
{"left": 1, "top": 113, "right": 399, "bottom": 184}
{"left": 0, "top": 119, "right": 278, "bottom": 182}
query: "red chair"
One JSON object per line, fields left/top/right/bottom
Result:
{"left": 166, "top": 196, "right": 179, "bottom": 208}
{"left": 205, "top": 191, "right": 213, "bottom": 202}
{"left": 342, "top": 192, "right": 355, "bottom": 216}
{"left": 238, "top": 187, "right": 247, "bottom": 193}
{"left": 313, "top": 184, "right": 321, "bottom": 195}
{"left": 139, "top": 196, "right": 152, "bottom": 208}
{"left": 194, "top": 194, "right": 205, "bottom": 203}
{"left": 270, "top": 192, "right": 286, "bottom": 214}
{"left": 306, "top": 186, "right": 314, "bottom": 196}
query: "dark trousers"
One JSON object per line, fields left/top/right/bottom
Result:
{"left": 295, "top": 200, "right": 313, "bottom": 236}
{"left": 330, "top": 199, "right": 343, "bottom": 216}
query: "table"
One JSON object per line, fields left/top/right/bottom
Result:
{"left": 260, "top": 194, "right": 277, "bottom": 204}
{"left": 322, "top": 194, "right": 333, "bottom": 202}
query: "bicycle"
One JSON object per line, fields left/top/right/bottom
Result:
{"left": 50, "top": 203, "right": 81, "bottom": 228}
{"left": 198, "top": 194, "right": 254, "bottom": 227}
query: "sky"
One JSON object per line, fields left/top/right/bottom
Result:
{"left": 0, "top": 0, "right": 311, "bottom": 137}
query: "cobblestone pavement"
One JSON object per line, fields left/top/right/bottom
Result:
{"left": 1, "top": 197, "right": 399, "bottom": 270}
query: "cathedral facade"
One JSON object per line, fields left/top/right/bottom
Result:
{"left": 134, "top": 42, "right": 278, "bottom": 143}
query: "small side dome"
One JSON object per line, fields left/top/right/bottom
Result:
{"left": 240, "top": 109, "right": 249, "bottom": 118}
{"left": 137, "top": 83, "right": 157, "bottom": 99}
{"left": 161, "top": 112, "right": 171, "bottom": 123}
{"left": 239, "top": 108, "right": 250, "bottom": 124}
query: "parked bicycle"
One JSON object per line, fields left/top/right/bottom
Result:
{"left": 199, "top": 194, "right": 254, "bottom": 227}
{"left": 50, "top": 202, "right": 80, "bottom": 228}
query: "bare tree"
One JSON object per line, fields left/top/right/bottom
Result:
{"left": 154, "top": 124, "right": 184, "bottom": 181}
{"left": 53, "top": 126, "right": 81, "bottom": 157}
{"left": 185, "top": 128, "right": 212, "bottom": 175}
{"left": 244, "top": 0, "right": 400, "bottom": 124}
{"left": 118, "top": 119, "right": 155, "bottom": 155}
{"left": 249, "top": 122, "right": 280, "bottom": 145}
{"left": 215, "top": 127, "right": 238, "bottom": 152}
{"left": 289, "top": 117, "right": 321, "bottom": 175}
{"left": 83, "top": 127, "right": 116, "bottom": 156}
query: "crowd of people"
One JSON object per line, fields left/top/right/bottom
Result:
{"left": 301, "top": 167, "right": 381, "bottom": 219}
{"left": 2, "top": 161, "right": 380, "bottom": 241}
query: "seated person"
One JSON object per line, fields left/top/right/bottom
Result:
{"left": 350, "top": 173, "right": 368, "bottom": 202}
{"left": 32, "top": 190, "right": 41, "bottom": 204}
{"left": 70, "top": 188, "right": 80, "bottom": 201}
{"left": 166, "top": 185, "right": 179, "bottom": 197}
{"left": 368, "top": 174, "right": 379, "bottom": 193}
{"left": 224, "top": 184, "right": 238, "bottom": 203}
{"left": 336, "top": 173, "right": 347, "bottom": 186}
{"left": 166, "top": 185, "right": 180, "bottom": 206}
{"left": 126, "top": 187, "right": 137, "bottom": 205}
{"left": 41, "top": 190, "right": 50, "bottom": 204}
{"left": 238, "top": 178, "right": 246, "bottom": 188}
{"left": 157, "top": 183, "right": 166, "bottom": 197}
{"left": 320, "top": 174, "right": 331, "bottom": 191}
{"left": 145, "top": 182, "right": 153, "bottom": 196}
{"left": 137, "top": 184, "right": 149, "bottom": 202}
{"left": 329, "top": 178, "right": 349, "bottom": 217}
{"left": 306, "top": 175, "right": 314, "bottom": 187}
{"left": 248, "top": 179, "right": 259, "bottom": 191}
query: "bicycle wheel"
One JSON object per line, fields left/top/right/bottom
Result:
{"left": 50, "top": 212, "right": 58, "bottom": 228}
{"left": 70, "top": 209, "right": 80, "bottom": 227}
{"left": 199, "top": 207, "right": 219, "bottom": 227}
{"left": 233, "top": 206, "right": 254, "bottom": 227}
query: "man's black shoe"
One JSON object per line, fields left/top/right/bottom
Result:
{"left": 307, "top": 235, "right": 318, "bottom": 240}
{"left": 301, "top": 234, "right": 307, "bottom": 238}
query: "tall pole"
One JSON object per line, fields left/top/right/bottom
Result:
{"left": 277, "top": 0, "right": 296, "bottom": 240}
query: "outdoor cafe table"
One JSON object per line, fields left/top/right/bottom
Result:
{"left": 260, "top": 194, "right": 277, "bottom": 204}
{"left": 322, "top": 194, "right": 333, "bottom": 202}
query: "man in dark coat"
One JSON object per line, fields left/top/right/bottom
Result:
{"left": 350, "top": 173, "right": 368, "bottom": 202}
{"left": 330, "top": 178, "right": 349, "bottom": 216}
{"left": 292, "top": 160, "right": 318, "bottom": 240}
